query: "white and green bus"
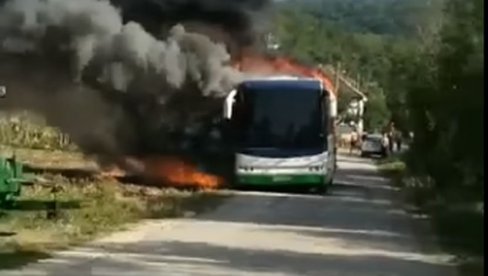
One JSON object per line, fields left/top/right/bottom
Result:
{"left": 223, "top": 76, "right": 337, "bottom": 194}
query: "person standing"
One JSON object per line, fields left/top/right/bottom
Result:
{"left": 386, "top": 121, "right": 397, "bottom": 153}
{"left": 381, "top": 132, "right": 389, "bottom": 157}
{"left": 349, "top": 130, "right": 358, "bottom": 154}
{"left": 395, "top": 130, "right": 402, "bottom": 152}
{"left": 387, "top": 131, "right": 394, "bottom": 153}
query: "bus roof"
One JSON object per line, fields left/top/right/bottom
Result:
{"left": 238, "top": 77, "right": 323, "bottom": 91}
{"left": 242, "top": 75, "right": 318, "bottom": 81}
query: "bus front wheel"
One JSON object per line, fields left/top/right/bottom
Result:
{"left": 316, "top": 181, "right": 331, "bottom": 195}
{"left": 315, "top": 185, "right": 328, "bottom": 195}
{"left": 320, "top": 176, "right": 334, "bottom": 195}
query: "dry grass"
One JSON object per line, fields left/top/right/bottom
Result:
{"left": 0, "top": 114, "right": 77, "bottom": 151}
{"left": 0, "top": 114, "right": 232, "bottom": 269}
{"left": 0, "top": 177, "right": 229, "bottom": 269}
{"left": 0, "top": 145, "right": 94, "bottom": 169}
{"left": 0, "top": 114, "right": 93, "bottom": 169}
{"left": 376, "top": 154, "right": 406, "bottom": 183}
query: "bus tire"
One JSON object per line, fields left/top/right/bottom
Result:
{"left": 316, "top": 182, "right": 330, "bottom": 195}
{"left": 232, "top": 182, "right": 242, "bottom": 190}
{"left": 232, "top": 180, "right": 247, "bottom": 191}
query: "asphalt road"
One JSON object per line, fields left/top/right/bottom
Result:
{"left": 3, "top": 155, "right": 456, "bottom": 276}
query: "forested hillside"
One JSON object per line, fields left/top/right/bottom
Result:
{"left": 272, "top": 0, "right": 430, "bottom": 131}
{"left": 273, "top": 0, "right": 484, "bottom": 273}
{"left": 277, "top": 0, "right": 441, "bottom": 36}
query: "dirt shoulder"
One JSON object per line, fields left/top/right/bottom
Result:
{"left": 0, "top": 146, "right": 229, "bottom": 270}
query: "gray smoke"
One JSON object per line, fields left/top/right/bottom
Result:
{"left": 0, "top": 0, "right": 264, "bottom": 163}
{"left": 0, "top": 0, "right": 242, "bottom": 96}
{"left": 109, "top": 0, "right": 272, "bottom": 50}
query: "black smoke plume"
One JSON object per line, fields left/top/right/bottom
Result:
{"left": 110, "top": 0, "right": 271, "bottom": 51}
{"left": 0, "top": 0, "right": 270, "bottom": 167}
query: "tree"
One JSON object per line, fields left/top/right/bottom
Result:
{"left": 363, "top": 87, "right": 390, "bottom": 132}
{"left": 404, "top": 0, "right": 483, "bottom": 198}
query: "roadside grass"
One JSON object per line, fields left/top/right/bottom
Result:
{"left": 0, "top": 145, "right": 95, "bottom": 169}
{"left": 0, "top": 175, "right": 229, "bottom": 270}
{"left": 376, "top": 153, "right": 406, "bottom": 181}
{"left": 377, "top": 154, "right": 484, "bottom": 276}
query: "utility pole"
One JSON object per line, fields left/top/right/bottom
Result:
{"left": 355, "top": 73, "right": 365, "bottom": 137}
{"left": 334, "top": 62, "right": 341, "bottom": 95}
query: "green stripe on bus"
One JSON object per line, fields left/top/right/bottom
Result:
{"left": 236, "top": 174, "right": 327, "bottom": 185}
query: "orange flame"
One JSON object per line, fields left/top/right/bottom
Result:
{"left": 142, "top": 157, "right": 223, "bottom": 190}
{"left": 233, "top": 53, "right": 336, "bottom": 94}
{"left": 99, "top": 156, "right": 223, "bottom": 190}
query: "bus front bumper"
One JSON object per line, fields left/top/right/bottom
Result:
{"left": 236, "top": 174, "right": 330, "bottom": 186}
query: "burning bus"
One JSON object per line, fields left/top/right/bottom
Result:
{"left": 223, "top": 75, "right": 337, "bottom": 194}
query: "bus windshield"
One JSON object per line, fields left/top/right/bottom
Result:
{"left": 232, "top": 85, "right": 327, "bottom": 150}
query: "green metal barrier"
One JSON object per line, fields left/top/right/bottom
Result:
{"left": 0, "top": 155, "right": 33, "bottom": 208}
